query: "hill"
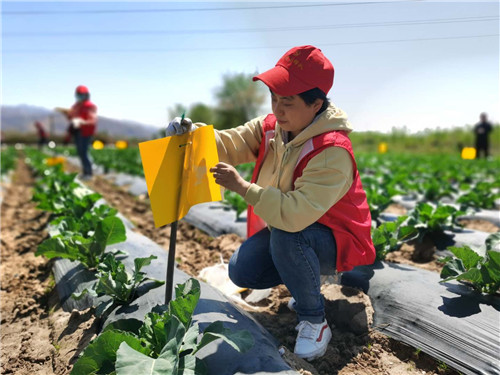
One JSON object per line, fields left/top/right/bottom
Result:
{"left": 1, "top": 104, "right": 159, "bottom": 140}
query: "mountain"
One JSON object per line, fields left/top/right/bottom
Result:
{"left": 1, "top": 104, "right": 160, "bottom": 139}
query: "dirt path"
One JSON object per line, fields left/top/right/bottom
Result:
{"left": 0, "top": 159, "right": 98, "bottom": 375}
{"left": 84, "top": 175, "right": 460, "bottom": 375}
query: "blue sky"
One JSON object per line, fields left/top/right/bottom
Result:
{"left": 2, "top": 1, "right": 499, "bottom": 133}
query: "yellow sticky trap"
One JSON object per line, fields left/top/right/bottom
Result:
{"left": 139, "top": 125, "right": 222, "bottom": 227}
{"left": 93, "top": 140, "right": 104, "bottom": 150}
{"left": 378, "top": 142, "right": 388, "bottom": 154}
{"left": 115, "top": 140, "right": 128, "bottom": 149}
{"left": 461, "top": 147, "right": 476, "bottom": 160}
{"left": 46, "top": 156, "right": 66, "bottom": 168}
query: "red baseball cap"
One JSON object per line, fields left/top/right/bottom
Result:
{"left": 75, "top": 85, "right": 89, "bottom": 94}
{"left": 253, "top": 45, "right": 334, "bottom": 96}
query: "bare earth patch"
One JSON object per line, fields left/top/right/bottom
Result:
{"left": 458, "top": 218, "right": 499, "bottom": 233}
{"left": 1, "top": 159, "right": 98, "bottom": 375}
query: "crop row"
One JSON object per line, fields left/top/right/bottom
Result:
{"left": 18, "top": 146, "right": 500, "bottom": 295}
{"left": 52, "top": 146, "right": 500, "bottom": 215}
{"left": 1, "top": 147, "right": 18, "bottom": 176}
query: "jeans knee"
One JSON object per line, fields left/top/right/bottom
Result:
{"left": 228, "top": 256, "right": 246, "bottom": 287}
{"left": 270, "top": 228, "right": 296, "bottom": 259}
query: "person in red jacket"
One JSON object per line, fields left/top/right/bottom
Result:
{"left": 66, "top": 85, "right": 98, "bottom": 179}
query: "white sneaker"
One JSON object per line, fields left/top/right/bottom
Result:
{"left": 294, "top": 320, "right": 332, "bottom": 360}
{"left": 287, "top": 297, "right": 297, "bottom": 312}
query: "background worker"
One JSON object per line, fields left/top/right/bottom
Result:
{"left": 473, "top": 112, "right": 493, "bottom": 158}
{"left": 166, "top": 45, "right": 375, "bottom": 361}
{"left": 57, "top": 85, "right": 97, "bottom": 179}
{"left": 33, "top": 121, "right": 48, "bottom": 149}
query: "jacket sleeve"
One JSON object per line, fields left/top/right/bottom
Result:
{"left": 196, "top": 116, "right": 265, "bottom": 166}
{"left": 245, "top": 147, "right": 354, "bottom": 232}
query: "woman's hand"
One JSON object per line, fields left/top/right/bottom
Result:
{"left": 210, "top": 162, "right": 250, "bottom": 197}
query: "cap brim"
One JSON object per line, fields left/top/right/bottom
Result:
{"left": 253, "top": 65, "right": 312, "bottom": 97}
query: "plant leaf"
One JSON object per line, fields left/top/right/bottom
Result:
{"left": 180, "top": 323, "right": 200, "bottom": 354}
{"left": 177, "top": 355, "right": 207, "bottom": 375}
{"left": 485, "top": 233, "right": 500, "bottom": 252}
{"left": 194, "top": 321, "right": 253, "bottom": 354}
{"left": 485, "top": 250, "right": 500, "bottom": 283}
{"left": 103, "top": 319, "right": 144, "bottom": 335}
{"left": 35, "top": 237, "right": 83, "bottom": 262}
{"left": 448, "top": 246, "right": 483, "bottom": 269}
{"left": 115, "top": 341, "right": 177, "bottom": 375}
{"left": 95, "top": 216, "right": 127, "bottom": 247}
{"left": 440, "top": 258, "right": 466, "bottom": 280}
{"left": 169, "top": 293, "right": 200, "bottom": 329}
{"left": 71, "top": 330, "right": 148, "bottom": 375}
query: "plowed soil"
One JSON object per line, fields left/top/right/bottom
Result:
{"left": 1, "top": 159, "right": 98, "bottom": 375}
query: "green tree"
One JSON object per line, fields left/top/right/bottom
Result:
{"left": 189, "top": 103, "right": 215, "bottom": 125}
{"left": 214, "top": 72, "right": 266, "bottom": 130}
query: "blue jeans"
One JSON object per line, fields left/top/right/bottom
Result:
{"left": 229, "top": 222, "right": 337, "bottom": 323}
{"left": 74, "top": 131, "right": 92, "bottom": 176}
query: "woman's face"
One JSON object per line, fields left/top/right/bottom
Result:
{"left": 271, "top": 92, "right": 322, "bottom": 138}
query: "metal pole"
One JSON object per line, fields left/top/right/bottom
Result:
{"left": 165, "top": 220, "right": 178, "bottom": 304}
{"left": 165, "top": 114, "right": 188, "bottom": 305}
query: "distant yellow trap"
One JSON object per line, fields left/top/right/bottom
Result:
{"left": 461, "top": 147, "right": 476, "bottom": 160}
{"left": 115, "top": 140, "right": 128, "bottom": 149}
{"left": 92, "top": 140, "right": 104, "bottom": 150}
{"left": 45, "top": 156, "right": 66, "bottom": 168}
{"left": 378, "top": 142, "right": 388, "bottom": 154}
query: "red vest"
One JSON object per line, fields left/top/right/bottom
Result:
{"left": 247, "top": 114, "right": 375, "bottom": 272}
{"left": 70, "top": 100, "right": 97, "bottom": 137}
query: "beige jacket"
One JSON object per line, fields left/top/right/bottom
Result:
{"left": 197, "top": 103, "right": 354, "bottom": 233}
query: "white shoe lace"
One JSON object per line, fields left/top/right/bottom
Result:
{"left": 295, "top": 321, "right": 317, "bottom": 340}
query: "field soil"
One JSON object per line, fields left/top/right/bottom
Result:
{"left": 0, "top": 160, "right": 98, "bottom": 375}
{"left": 1, "top": 162, "right": 476, "bottom": 374}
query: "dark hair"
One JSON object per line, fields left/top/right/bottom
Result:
{"left": 298, "top": 88, "right": 330, "bottom": 115}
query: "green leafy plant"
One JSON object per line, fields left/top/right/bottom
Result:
{"left": 416, "top": 176, "right": 457, "bottom": 202}
{"left": 71, "top": 278, "right": 254, "bottom": 375}
{"left": 91, "top": 148, "right": 145, "bottom": 177}
{"left": 219, "top": 162, "right": 256, "bottom": 219}
{"left": 32, "top": 168, "right": 101, "bottom": 217}
{"left": 457, "top": 181, "right": 500, "bottom": 210}
{"left": 440, "top": 233, "right": 500, "bottom": 295}
{"left": 72, "top": 254, "right": 165, "bottom": 317}
{"left": 371, "top": 216, "right": 418, "bottom": 260}
{"left": 49, "top": 204, "right": 118, "bottom": 238}
{"left": 365, "top": 185, "right": 393, "bottom": 223}
{"left": 223, "top": 190, "right": 248, "bottom": 219}
{"left": 36, "top": 215, "right": 126, "bottom": 269}
{"left": 407, "top": 202, "right": 464, "bottom": 241}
